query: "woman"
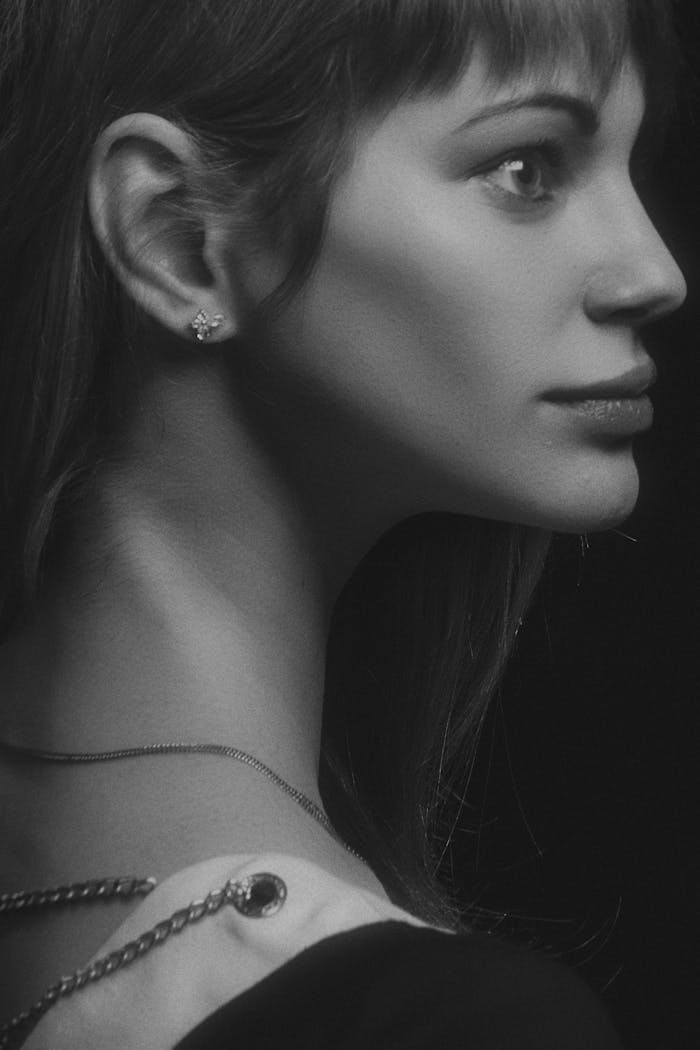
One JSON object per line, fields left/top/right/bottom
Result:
{"left": 0, "top": 0, "right": 687, "bottom": 1046}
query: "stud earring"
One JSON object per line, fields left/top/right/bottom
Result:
{"left": 189, "top": 309, "right": 224, "bottom": 342}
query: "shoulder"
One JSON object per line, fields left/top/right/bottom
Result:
{"left": 22, "top": 852, "right": 623, "bottom": 1050}
{"left": 178, "top": 917, "right": 626, "bottom": 1050}
{"left": 21, "top": 852, "right": 428, "bottom": 1050}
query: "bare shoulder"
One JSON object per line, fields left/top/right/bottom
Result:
{"left": 22, "top": 851, "right": 426, "bottom": 1050}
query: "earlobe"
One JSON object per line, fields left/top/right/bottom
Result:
{"left": 87, "top": 113, "right": 237, "bottom": 343}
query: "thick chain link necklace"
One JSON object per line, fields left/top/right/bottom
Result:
{"left": 0, "top": 738, "right": 364, "bottom": 1048}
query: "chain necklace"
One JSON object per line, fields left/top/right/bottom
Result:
{"left": 0, "top": 738, "right": 363, "bottom": 859}
{"left": 0, "top": 737, "right": 364, "bottom": 1048}
{"left": 0, "top": 870, "right": 287, "bottom": 1049}
{"left": 0, "top": 874, "right": 158, "bottom": 916}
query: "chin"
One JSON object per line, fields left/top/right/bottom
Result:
{"left": 475, "top": 444, "right": 643, "bottom": 533}
{"left": 422, "top": 443, "right": 644, "bottom": 533}
{"left": 533, "top": 458, "right": 642, "bottom": 533}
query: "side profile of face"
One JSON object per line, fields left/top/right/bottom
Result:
{"left": 240, "top": 45, "right": 687, "bottom": 536}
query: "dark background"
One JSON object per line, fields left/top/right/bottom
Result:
{"left": 451, "top": 5, "right": 700, "bottom": 1047}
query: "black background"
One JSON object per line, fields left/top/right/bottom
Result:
{"left": 451, "top": 4, "right": 700, "bottom": 1047}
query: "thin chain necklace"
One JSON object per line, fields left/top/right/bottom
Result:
{"left": 0, "top": 738, "right": 358, "bottom": 856}
{"left": 0, "top": 737, "right": 365, "bottom": 1048}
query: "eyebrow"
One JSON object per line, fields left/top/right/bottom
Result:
{"left": 451, "top": 92, "right": 601, "bottom": 136}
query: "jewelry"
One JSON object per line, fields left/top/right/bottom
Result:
{"left": 0, "top": 739, "right": 361, "bottom": 860}
{"left": 189, "top": 308, "right": 224, "bottom": 341}
{"left": 0, "top": 875, "right": 157, "bottom": 915}
{"left": 0, "top": 739, "right": 363, "bottom": 1045}
{"left": 0, "top": 872, "right": 286, "bottom": 1049}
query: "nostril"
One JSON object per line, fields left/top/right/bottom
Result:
{"left": 613, "top": 304, "right": 653, "bottom": 327}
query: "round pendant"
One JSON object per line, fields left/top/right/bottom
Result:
{"left": 227, "top": 872, "right": 287, "bottom": 918}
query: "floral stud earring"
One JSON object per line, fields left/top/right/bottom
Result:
{"left": 190, "top": 309, "right": 224, "bottom": 342}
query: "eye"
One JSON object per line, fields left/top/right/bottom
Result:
{"left": 478, "top": 141, "right": 566, "bottom": 206}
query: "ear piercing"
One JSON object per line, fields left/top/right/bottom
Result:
{"left": 190, "top": 309, "right": 224, "bottom": 341}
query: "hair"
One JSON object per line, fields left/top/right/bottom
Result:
{"left": 0, "top": 0, "right": 680, "bottom": 927}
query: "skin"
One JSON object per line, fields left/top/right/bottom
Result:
{"left": 0, "top": 46, "right": 686, "bottom": 1016}
{"left": 265, "top": 51, "right": 686, "bottom": 539}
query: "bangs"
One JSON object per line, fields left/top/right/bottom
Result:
{"left": 346, "top": 0, "right": 679, "bottom": 122}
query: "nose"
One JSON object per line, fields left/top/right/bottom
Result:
{"left": 583, "top": 190, "right": 687, "bottom": 327}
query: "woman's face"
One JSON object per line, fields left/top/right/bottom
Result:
{"left": 243, "top": 47, "right": 686, "bottom": 536}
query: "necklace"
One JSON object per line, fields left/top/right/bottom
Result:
{"left": 0, "top": 737, "right": 364, "bottom": 1048}
{"left": 0, "top": 870, "right": 287, "bottom": 1049}
{"left": 0, "top": 738, "right": 362, "bottom": 859}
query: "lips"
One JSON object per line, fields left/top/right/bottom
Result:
{"left": 543, "top": 360, "right": 657, "bottom": 402}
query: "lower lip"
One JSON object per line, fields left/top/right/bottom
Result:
{"left": 545, "top": 395, "right": 653, "bottom": 435}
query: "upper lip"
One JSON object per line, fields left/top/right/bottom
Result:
{"left": 544, "top": 361, "right": 658, "bottom": 401}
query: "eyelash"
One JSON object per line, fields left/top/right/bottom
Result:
{"left": 475, "top": 138, "right": 568, "bottom": 207}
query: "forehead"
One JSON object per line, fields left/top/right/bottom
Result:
{"left": 458, "top": 32, "right": 643, "bottom": 108}
{"left": 384, "top": 44, "right": 645, "bottom": 140}
{"left": 347, "top": 47, "right": 648, "bottom": 183}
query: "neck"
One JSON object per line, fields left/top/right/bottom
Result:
{"left": 0, "top": 481, "right": 328, "bottom": 801}
{"left": 0, "top": 360, "right": 393, "bottom": 899}
{"left": 0, "top": 361, "right": 342, "bottom": 792}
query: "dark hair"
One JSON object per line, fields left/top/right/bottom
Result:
{"left": 0, "top": 0, "right": 680, "bottom": 925}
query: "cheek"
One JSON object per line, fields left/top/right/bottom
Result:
{"left": 314, "top": 177, "right": 575, "bottom": 418}
{"left": 285, "top": 222, "right": 534, "bottom": 504}
{"left": 269, "top": 186, "right": 640, "bottom": 533}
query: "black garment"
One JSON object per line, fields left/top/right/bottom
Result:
{"left": 175, "top": 920, "right": 624, "bottom": 1049}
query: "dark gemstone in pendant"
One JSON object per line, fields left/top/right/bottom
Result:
{"left": 231, "top": 873, "right": 287, "bottom": 918}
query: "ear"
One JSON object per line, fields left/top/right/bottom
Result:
{"left": 87, "top": 113, "right": 241, "bottom": 344}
